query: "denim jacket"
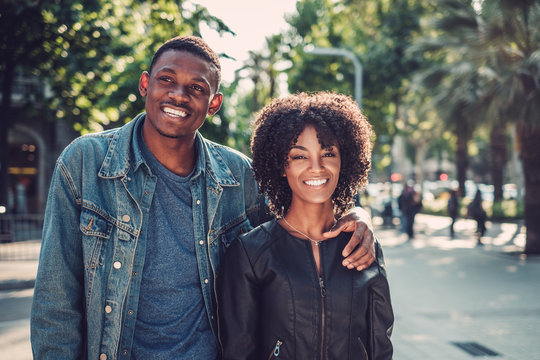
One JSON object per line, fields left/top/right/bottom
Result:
{"left": 31, "top": 113, "right": 265, "bottom": 359}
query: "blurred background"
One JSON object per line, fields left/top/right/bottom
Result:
{"left": 0, "top": 0, "right": 539, "bottom": 358}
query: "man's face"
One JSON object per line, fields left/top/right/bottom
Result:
{"left": 139, "top": 49, "right": 222, "bottom": 142}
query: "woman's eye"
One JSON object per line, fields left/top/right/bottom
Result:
{"left": 323, "top": 152, "right": 336, "bottom": 157}
{"left": 291, "top": 155, "right": 306, "bottom": 160}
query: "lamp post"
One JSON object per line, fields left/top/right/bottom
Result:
{"left": 305, "top": 46, "right": 363, "bottom": 108}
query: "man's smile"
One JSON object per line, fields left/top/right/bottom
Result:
{"left": 162, "top": 106, "right": 188, "bottom": 118}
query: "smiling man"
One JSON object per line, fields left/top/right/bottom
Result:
{"left": 30, "top": 36, "right": 376, "bottom": 360}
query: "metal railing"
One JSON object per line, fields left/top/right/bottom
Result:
{"left": 0, "top": 214, "right": 44, "bottom": 261}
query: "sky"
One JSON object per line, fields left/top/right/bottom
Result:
{"left": 195, "top": 0, "right": 298, "bottom": 83}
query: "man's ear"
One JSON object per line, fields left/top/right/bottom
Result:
{"left": 208, "top": 92, "right": 223, "bottom": 116}
{"left": 139, "top": 72, "right": 150, "bottom": 96}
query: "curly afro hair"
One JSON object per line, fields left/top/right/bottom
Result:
{"left": 251, "top": 92, "right": 373, "bottom": 218}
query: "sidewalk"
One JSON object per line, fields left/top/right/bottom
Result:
{"left": 0, "top": 240, "right": 39, "bottom": 291}
{"left": 377, "top": 214, "right": 540, "bottom": 359}
{"left": 1, "top": 214, "right": 539, "bottom": 359}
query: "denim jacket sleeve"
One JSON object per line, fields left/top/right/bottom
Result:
{"left": 31, "top": 159, "right": 86, "bottom": 358}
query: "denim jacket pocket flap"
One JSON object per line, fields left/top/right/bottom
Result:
{"left": 80, "top": 211, "right": 113, "bottom": 239}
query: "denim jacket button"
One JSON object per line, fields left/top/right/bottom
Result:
{"left": 199, "top": 240, "right": 204, "bottom": 245}
{"left": 100, "top": 353, "right": 107, "bottom": 360}
{"left": 113, "top": 261, "right": 122, "bottom": 269}
{"left": 204, "top": 278, "right": 209, "bottom": 284}
{"left": 105, "top": 305, "right": 112, "bottom": 314}
{"left": 196, "top": 199, "right": 201, "bottom": 205}
{"left": 122, "top": 214, "right": 130, "bottom": 222}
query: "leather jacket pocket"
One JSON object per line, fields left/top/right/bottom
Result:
{"left": 357, "top": 337, "right": 369, "bottom": 360}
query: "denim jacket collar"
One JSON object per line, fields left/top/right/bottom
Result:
{"left": 97, "top": 112, "right": 239, "bottom": 187}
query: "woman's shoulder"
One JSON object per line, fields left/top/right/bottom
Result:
{"left": 236, "top": 219, "right": 281, "bottom": 258}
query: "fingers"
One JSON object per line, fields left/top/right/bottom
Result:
{"left": 322, "top": 215, "right": 359, "bottom": 239}
{"left": 342, "top": 228, "right": 376, "bottom": 271}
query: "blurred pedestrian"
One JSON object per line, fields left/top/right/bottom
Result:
{"left": 467, "top": 189, "right": 487, "bottom": 245}
{"left": 398, "top": 182, "right": 422, "bottom": 240}
{"left": 447, "top": 189, "right": 459, "bottom": 238}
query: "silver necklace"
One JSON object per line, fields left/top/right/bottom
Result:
{"left": 282, "top": 217, "right": 323, "bottom": 246}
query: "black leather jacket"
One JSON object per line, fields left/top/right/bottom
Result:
{"left": 217, "top": 220, "right": 394, "bottom": 360}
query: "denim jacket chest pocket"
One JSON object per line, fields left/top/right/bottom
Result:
{"left": 80, "top": 208, "right": 114, "bottom": 269}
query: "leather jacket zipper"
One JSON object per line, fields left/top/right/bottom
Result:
{"left": 268, "top": 339, "right": 283, "bottom": 359}
{"left": 319, "top": 276, "right": 326, "bottom": 360}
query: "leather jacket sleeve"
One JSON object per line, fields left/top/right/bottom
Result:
{"left": 369, "top": 243, "right": 394, "bottom": 360}
{"left": 217, "top": 237, "right": 260, "bottom": 360}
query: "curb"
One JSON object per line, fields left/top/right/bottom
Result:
{"left": 0, "top": 279, "right": 35, "bottom": 291}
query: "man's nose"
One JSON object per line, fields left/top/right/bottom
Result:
{"left": 169, "top": 85, "right": 189, "bottom": 100}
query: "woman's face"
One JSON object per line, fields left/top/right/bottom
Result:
{"left": 283, "top": 125, "right": 341, "bottom": 208}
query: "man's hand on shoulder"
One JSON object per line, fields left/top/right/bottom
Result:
{"left": 322, "top": 207, "right": 375, "bottom": 271}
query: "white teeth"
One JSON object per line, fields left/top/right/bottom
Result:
{"left": 163, "top": 107, "right": 187, "bottom": 117}
{"left": 304, "top": 179, "right": 328, "bottom": 186}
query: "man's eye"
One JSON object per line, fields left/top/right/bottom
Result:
{"left": 159, "top": 76, "right": 173, "bottom": 83}
{"left": 192, "top": 84, "right": 204, "bottom": 92}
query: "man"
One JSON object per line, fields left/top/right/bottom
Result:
{"left": 31, "top": 35, "right": 375, "bottom": 359}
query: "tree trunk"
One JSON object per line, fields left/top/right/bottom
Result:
{"left": 490, "top": 126, "right": 507, "bottom": 202}
{"left": 518, "top": 124, "right": 540, "bottom": 254}
{"left": 0, "top": 52, "right": 16, "bottom": 209}
{"left": 456, "top": 131, "right": 469, "bottom": 198}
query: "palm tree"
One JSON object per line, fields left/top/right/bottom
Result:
{"left": 411, "top": 0, "right": 540, "bottom": 253}
{"left": 478, "top": 0, "right": 540, "bottom": 253}
{"left": 408, "top": 0, "right": 485, "bottom": 198}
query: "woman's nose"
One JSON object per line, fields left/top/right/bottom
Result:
{"left": 310, "top": 158, "right": 323, "bottom": 171}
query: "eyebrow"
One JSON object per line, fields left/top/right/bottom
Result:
{"left": 290, "top": 144, "right": 337, "bottom": 151}
{"left": 155, "top": 67, "right": 209, "bottom": 84}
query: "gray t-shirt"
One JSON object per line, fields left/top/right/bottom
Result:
{"left": 132, "top": 129, "right": 217, "bottom": 359}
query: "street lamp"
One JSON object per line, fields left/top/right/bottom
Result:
{"left": 304, "top": 46, "right": 363, "bottom": 108}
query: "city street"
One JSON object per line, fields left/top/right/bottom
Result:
{"left": 0, "top": 214, "right": 539, "bottom": 359}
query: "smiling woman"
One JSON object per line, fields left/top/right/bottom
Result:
{"left": 217, "top": 92, "right": 394, "bottom": 360}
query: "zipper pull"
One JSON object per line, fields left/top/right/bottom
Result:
{"left": 319, "top": 277, "right": 327, "bottom": 297}
{"left": 272, "top": 340, "right": 283, "bottom": 357}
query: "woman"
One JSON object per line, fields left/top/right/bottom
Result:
{"left": 467, "top": 189, "right": 487, "bottom": 244}
{"left": 447, "top": 189, "right": 459, "bottom": 238}
{"left": 217, "top": 92, "right": 393, "bottom": 359}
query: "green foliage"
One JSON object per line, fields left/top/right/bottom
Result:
{"left": 421, "top": 197, "right": 523, "bottom": 221}
{"left": 0, "top": 0, "right": 236, "bottom": 134}
{"left": 284, "top": 0, "right": 429, "bottom": 173}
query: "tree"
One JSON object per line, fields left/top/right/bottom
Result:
{"left": 283, "top": 0, "right": 428, "bottom": 178}
{"left": 0, "top": 0, "right": 234, "bottom": 209}
{"left": 479, "top": 0, "right": 540, "bottom": 253}
{"left": 410, "top": 0, "right": 540, "bottom": 253}
{"left": 0, "top": 0, "right": 105, "bottom": 207}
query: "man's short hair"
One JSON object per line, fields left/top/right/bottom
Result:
{"left": 149, "top": 35, "right": 221, "bottom": 91}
